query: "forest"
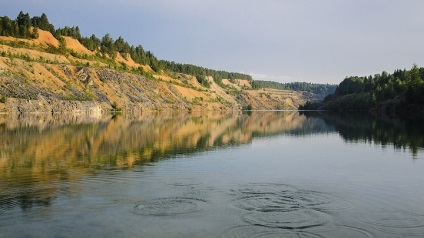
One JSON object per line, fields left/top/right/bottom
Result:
{"left": 300, "top": 65, "right": 424, "bottom": 115}
{"left": 0, "top": 11, "right": 336, "bottom": 94}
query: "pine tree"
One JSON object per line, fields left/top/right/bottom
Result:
{"left": 16, "top": 11, "right": 31, "bottom": 38}
{"left": 101, "top": 33, "right": 116, "bottom": 58}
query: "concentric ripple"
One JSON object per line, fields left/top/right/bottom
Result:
{"left": 133, "top": 197, "right": 206, "bottom": 216}
{"left": 168, "top": 181, "right": 202, "bottom": 187}
{"left": 222, "top": 225, "right": 296, "bottom": 238}
{"left": 223, "top": 224, "right": 375, "bottom": 238}
{"left": 230, "top": 183, "right": 355, "bottom": 232}
{"left": 222, "top": 225, "right": 325, "bottom": 238}
{"left": 308, "top": 226, "right": 375, "bottom": 238}
{"left": 242, "top": 209, "right": 331, "bottom": 229}
{"left": 359, "top": 211, "right": 424, "bottom": 236}
{"left": 232, "top": 183, "right": 353, "bottom": 213}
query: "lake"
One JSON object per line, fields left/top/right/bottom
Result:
{"left": 0, "top": 111, "right": 423, "bottom": 237}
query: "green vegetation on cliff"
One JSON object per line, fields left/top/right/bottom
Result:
{"left": 0, "top": 11, "right": 337, "bottom": 112}
{"left": 0, "top": 11, "right": 335, "bottom": 95}
{"left": 0, "top": 11, "right": 252, "bottom": 85}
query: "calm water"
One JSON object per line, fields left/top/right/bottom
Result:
{"left": 0, "top": 111, "right": 423, "bottom": 237}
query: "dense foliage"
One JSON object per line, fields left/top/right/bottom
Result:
{"left": 335, "top": 65, "right": 424, "bottom": 104}
{"left": 0, "top": 11, "right": 39, "bottom": 39}
{"left": 300, "top": 65, "right": 424, "bottom": 113}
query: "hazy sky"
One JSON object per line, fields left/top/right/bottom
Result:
{"left": 3, "top": 0, "right": 424, "bottom": 83}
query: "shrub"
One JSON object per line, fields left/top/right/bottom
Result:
{"left": 0, "top": 95, "right": 6, "bottom": 103}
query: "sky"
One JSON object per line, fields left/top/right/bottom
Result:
{"left": 2, "top": 0, "right": 424, "bottom": 84}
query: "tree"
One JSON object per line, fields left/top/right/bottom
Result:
{"left": 196, "top": 74, "right": 211, "bottom": 88}
{"left": 16, "top": 11, "right": 31, "bottom": 38}
{"left": 410, "top": 64, "right": 422, "bottom": 85}
{"left": 58, "top": 36, "right": 67, "bottom": 54}
{"left": 30, "top": 27, "right": 39, "bottom": 39}
{"left": 406, "top": 64, "right": 424, "bottom": 104}
{"left": 31, "top": 13, "right": 54, "bottom": 33}
{"left": 75, "top": 26, "right": 81, "bottom": 40}
{"left": 81, "top": 34, "right": 101, "bottom": 51}
{"left": 100, "top": 33, "right": 116, "bottom": 58}
{"left": 0, "top": 17, "right": 15, "bottom": 36}
{"left": 55, "top": 26, "right": 81, "bottom": 39}
{"left": 114, "top": 36, "right": 130, "bottom": 55}
{"left": 40, "top": 13, "right": 49, "bottom": 29}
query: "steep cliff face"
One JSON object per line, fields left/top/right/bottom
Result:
{"left": 0, "top": 31, "right": 310, "bottom": 114}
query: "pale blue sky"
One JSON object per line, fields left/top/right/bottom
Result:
{"left": 2, "top": 0, "right": 424, "bottom": 83}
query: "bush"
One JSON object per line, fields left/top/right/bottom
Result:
{"left": 196, "top": 74, "right": 211, "bottom": 88}
{"left": 0, "top": 95, "right": 6, "bottom": 103}
{"left": 242, "top": 104, "right": 253, "bottom": 111}
{"left": 111, "top": 101, "right": 121, "bottom": 111}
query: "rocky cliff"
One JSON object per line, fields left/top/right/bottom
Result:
{"left": 0, "top": 31, "right": 313, "bottom": 114}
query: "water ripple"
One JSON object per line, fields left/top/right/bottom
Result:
{"left": 223, "top": 223, "right": 375, "bottom": 237}
{"left": 167, "top": 179, "right": 202, "bottom": 187}
{"left": 222, "top": 225, "right": 325, "bottom": 238}
{"left": 232, "top": 183, "right": 353, "bottom": 213}
{"left": 230, "top": 183, "right": 356, "bottom": 233}
{"left": 132, "top": 197, "right": 206, "bottom": 216}
{"left": 242, "top": 209, "right": 331, "bottom": 229}
{"left": 360, "top": 210, "right": 424, "bottom": 236}
{"left": 307, "top": 225, "right": 375, "bottom": 238}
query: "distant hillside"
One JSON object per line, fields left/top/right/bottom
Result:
{"left": 300, "top": 65, "right": 424, "bottom": 116}
{"left": 0, "top": 12, "right": 335, "bottom": 113}
{"left": 252, "top": 81, "right": 336, "bottom": 102}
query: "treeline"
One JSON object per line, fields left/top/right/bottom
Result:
{"left": 334, "top": 65, "right": 424, "bottom": 103}
{"left": 300, "top": 65, "right": 424, "bottom": 114}
{"left": 252, "top": 81, "right": 337, "bottom": 95}
{"left": 0, "top": 11, "right": 44, "bottom": 39}
{"left": 162, "top": 61, "right": 251, "bottom": 86}
{"left": 0, "top": 11, "right": 252, "bottom": 85}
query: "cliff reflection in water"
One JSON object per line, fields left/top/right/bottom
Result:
{"left": 0, "top": 111, "right": 321, "bottom": 213}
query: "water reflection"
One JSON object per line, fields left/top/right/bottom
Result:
{"left": 1, "top": 111, "right": 423, "bottom": 179}
{"left": 0, "top": 111, "right": 326, "bottom": 171}
{"left": 1, "top": 111, "right": 424, "bottom": 237}
{"left": 5, "top": 111, "right": 421, "bottom": 170}
{"left": 0, "top": 111, "right": 312, "bottom": 214}
{"left": 303, "top": 112, "right": 424, "bottom": 156}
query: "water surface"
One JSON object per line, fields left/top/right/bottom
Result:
{"left": 0, "top": 111, "right": 423, "bottom": 237}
